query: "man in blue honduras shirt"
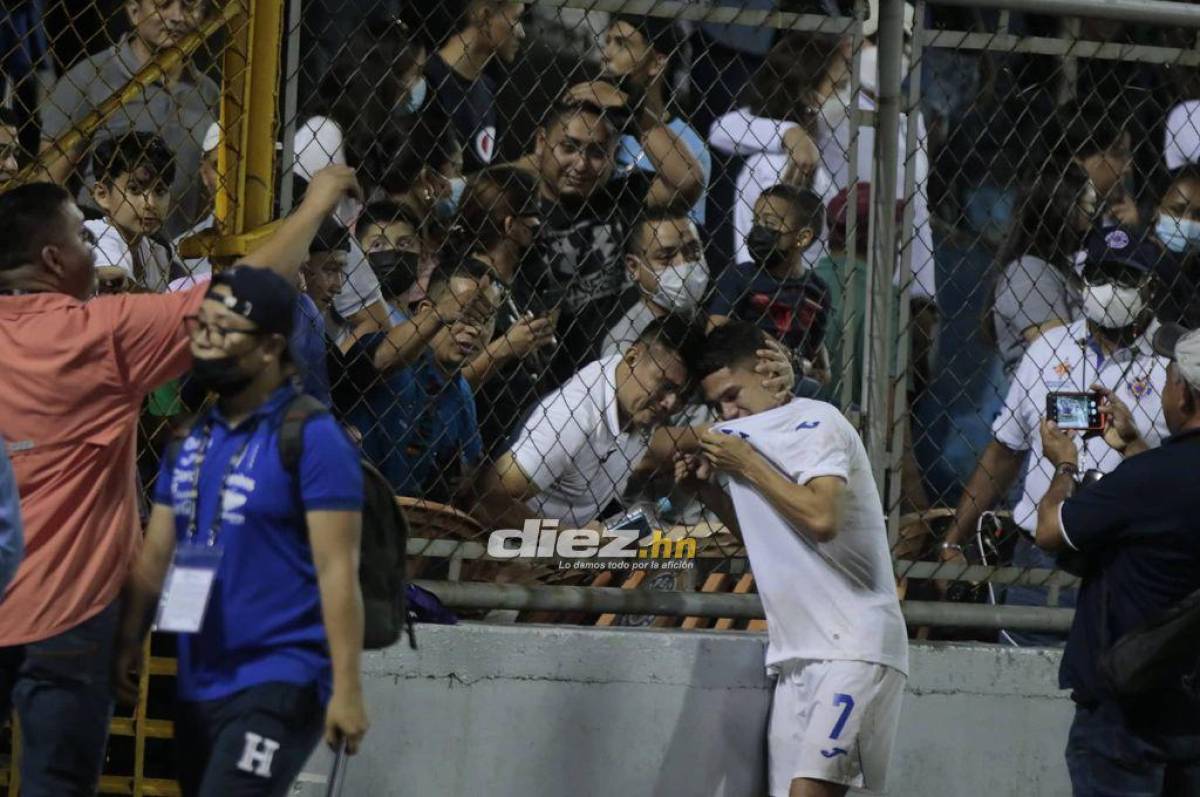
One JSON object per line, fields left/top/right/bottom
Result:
{"left": 117, "top": 266, "right": 369, "bottom": 795}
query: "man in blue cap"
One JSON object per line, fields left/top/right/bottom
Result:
{"left": 116, "top": 264, "right": 369, "bottom": 795}
{"left": 942, "top": 226, "right": 1174, "bottom": 645}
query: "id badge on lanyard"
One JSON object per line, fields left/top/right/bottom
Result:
{"left": 154, "top": 420, "right": 255, "bottom": 634}
{"left": 154, "top": 543, "right": 223, "bottom": 633}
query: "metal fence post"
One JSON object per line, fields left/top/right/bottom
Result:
{"left": 867, "top": 0, "right": 905, "bottom": 501}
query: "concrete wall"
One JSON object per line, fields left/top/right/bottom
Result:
{"left": 298, "top": 624, "right": 1073, "bottom": 796}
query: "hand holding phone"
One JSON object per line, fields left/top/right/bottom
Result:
{"left": 1045, "top": 391, "right": 1105, "bottom": 433}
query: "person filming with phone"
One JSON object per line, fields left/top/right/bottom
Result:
{"left": 941, "top": 226, "right": 1173, "bottom": 646}
{"left": 1033, "top": 322, "right": 1200, "bottom": 794}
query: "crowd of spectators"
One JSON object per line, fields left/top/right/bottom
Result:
{"left": 3, "top": 0, "right": 1200, "bottom": 772}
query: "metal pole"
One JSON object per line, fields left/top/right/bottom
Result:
{"left": 866, "top": 0, "right": 904, "bottom": 494}
{"left": 885, "top": 0, "right": 925, "bottom": 546}
{"left": 917, "top": 0, "right": 1200, "bottom": 27}
{"left": 278, "top": 0, "right": 302, "bottom": 215}
{"left": 840, "top": 0, "right": 866, "bottom": 414}
{"left": 413, "top": 580, "right": 1076, "bottom": 632}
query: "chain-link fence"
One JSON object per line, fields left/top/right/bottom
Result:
{"left": 11, "top": 0, "right": 1200, "bottom": 645}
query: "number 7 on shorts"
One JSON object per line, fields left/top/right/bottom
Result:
{"left": 829, "top": 693, "right": 855, "bottom": 740}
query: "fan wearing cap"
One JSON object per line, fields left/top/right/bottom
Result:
{"left": 172, "top": 120, "right": 222, "bottom": 282}
{"left": 1033, "top": 322, "right": 1200, "bottom": 790}
{"left": 0, "top": 162, "right": 360, "bottom": 794}
{"left": 942, "top": 226, "right": 1173, "bottom": 646}
{"left": 118, "top": 267, "right": 369, "bottom": 794}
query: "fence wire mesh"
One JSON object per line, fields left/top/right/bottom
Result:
{"left": 12, "top": 0, "right": 1200, "bottom": 643}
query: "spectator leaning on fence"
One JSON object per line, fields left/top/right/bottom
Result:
{"left": 41, "top": 0, "right": 218, "bottom": 238}
{"left": 601, "top": 14, "right": 712, "bottom": 226}
{"left": 0, "top": 164, "right": 361, "bottom": 794}
{"left": 470, "top": 315, "right": 703, "bottom": 531}
{"left": 427, "top": 0, "right": 527, "bottom": 174}
{"left": 601, "top": 209, "right": 709, "bottom": 359}
{"left": 515, "top": 82, "right": 703, "bottom": 389}
{"left": 707, "top": 184, "right": 831, "bottom": 386}
{"left": 116, "top": 268, "right": 368, "bottom": 795}
{"left": 942, "top": 227, "right": 1172, "bottom": 648}
{"left": 1034, "top": 323, "right": 1200, "bottom": 794}
{"left": 87, "top": 131, "right": 180, "bottom": 295}
{"left": 681, "top": 320, "right": 908, "bottom": 797}
{"left": 354, "top": 199, "right": 433, "bottom": 314}
{"left": 348, "top": 258, "right": 499, "bottom": 502}
{"left": 985, "top": 160, "right": 1096, "bottom": 378}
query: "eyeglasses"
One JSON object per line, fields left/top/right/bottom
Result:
{"left": 183, "top": 314, "right": 261, "bottom": 343}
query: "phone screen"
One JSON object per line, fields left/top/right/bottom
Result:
{"left": 1054, "top": 394, "right": 1092, "bottom": 430}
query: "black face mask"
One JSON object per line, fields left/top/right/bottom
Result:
{"left": 370, "top": 249, "right": 420, "bottom": 299}
{"left": 190, "top": 355, "right": 256, "bottom": 397}
{"left": 747, "top": 225, "right": 786, "bottom": 267}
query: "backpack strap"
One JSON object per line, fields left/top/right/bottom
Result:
{"left": 277, "top": 394, "right": 329, "bottom": 472}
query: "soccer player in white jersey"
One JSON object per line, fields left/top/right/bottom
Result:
{"left": 675, "top": 320, "right": 908, "bottom": 797}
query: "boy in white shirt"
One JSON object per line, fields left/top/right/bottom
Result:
{"left": 678, "top": 320, "right": 908, "bottom": 797}
{"left": 88, "top": 131, "right": 179, "bottom": 293}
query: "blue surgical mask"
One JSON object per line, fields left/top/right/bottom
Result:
{"left": 401, "top": 77, "right": 427, "bottom": 115}
{"left": 1155, "top": 213, "right": 1200, "bottom": 253}
{"left": 435, "top": 177, "right": 466, "bottom": 219}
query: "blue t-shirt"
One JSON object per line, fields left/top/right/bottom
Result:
{"left": 707, "top": 262, "right": 831, "bottom": 361}
{"left": 153, "top": 384, "right": 363, "bottom": 703}
{"left": 0, "top": 440, "right": 22, "bottom": 597}
{"left": 292, "top": 293, "right": 332, "bottom": 407}
{"left": 617, "top": 117, "right": 712, "bottom": 225}
{"left": 347, "top": 337, "right": 481, "bottom": 502}
{"left": 1058, "top": 427, "right": 1200, "bottom": 718}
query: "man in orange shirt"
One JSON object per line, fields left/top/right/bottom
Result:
{"left": 0, "top": 164, "right": 361, "bottom": 796}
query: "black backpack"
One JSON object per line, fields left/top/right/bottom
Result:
{"left": 1098, "top": 580, "right": 1200, "bottom": 702}
{"left": 165, "top": 394, "right": 415, "bottom": 650}
{"left": 277, "top": 395, "right": 415, "bottom": 650}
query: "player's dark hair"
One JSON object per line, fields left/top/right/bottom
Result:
{"left": 693, "top": 321, "right": 766, "bottom": 379}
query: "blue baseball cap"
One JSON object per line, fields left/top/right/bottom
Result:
{"left": 1083, "top": 226, "right": 1168, "bottom": 276}
{"left": 207, "top": 266, "right": 297, "bottom": 337}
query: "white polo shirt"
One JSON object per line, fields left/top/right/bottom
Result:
{"left": 508, "top": 355, "right": 648, "bottom": 527}
{"left": 993, "top": 319, "right": 1170, "bottom": 533}
{"left": 716, "top": 398, "right": 908, "bottom": 675}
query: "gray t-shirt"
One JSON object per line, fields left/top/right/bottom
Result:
{"left": 42, "top": 38, "right": 219, "bottom": 238}
{"left": 993, "top": 255, "right": 1079, "bottom": 376}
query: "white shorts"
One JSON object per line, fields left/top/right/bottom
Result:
{"left": 767, "top": 659, "right": 906, "bottom": 796}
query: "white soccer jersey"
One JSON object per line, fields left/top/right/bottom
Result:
{"left": 716, "top": 399, "right": 908, "bottom": 675}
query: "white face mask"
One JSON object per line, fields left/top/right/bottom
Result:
{"left": 651, "top": 260, "right": 709, "bottom": 315}
{"left": 1081, "top": 281, "right": 1148, "bottom": 330}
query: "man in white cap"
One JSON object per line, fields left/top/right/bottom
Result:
{"left": 173, "top": 120, "right": 222, "bottom": 281}
{"left": 1034, "top": 321, "right": 1200, "bottom": 792}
